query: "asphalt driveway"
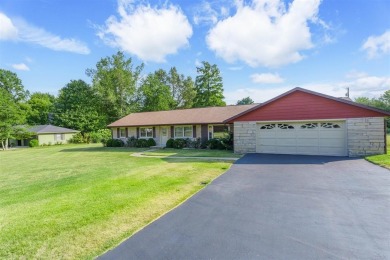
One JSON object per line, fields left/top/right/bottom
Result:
{"left": 99, "top": 154, "right": 390, "bottom": 259}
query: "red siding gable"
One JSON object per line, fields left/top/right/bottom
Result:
{"left": 231, "top": 91, "right": 387, "bottom": 122}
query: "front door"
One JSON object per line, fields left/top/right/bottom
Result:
{"left": 160, "top": 127, "right": 168, "bottom": 147}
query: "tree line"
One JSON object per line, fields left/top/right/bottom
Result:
{"left": 1, "top": 51, "right": 253, "bottom": 148}
{"left": 2, "top": 51, "right": 388, "bottom": 148}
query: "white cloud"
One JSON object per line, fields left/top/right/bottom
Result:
{"left": 361, "top": 30, "right": 390, "bottom": 59}
{"left": 251, "top": 73, "right": 284, "bottom": 84}
{"left": 224, "top": 72, "right": 389, "bottom": 104}
{"left": 0, "top": 12, "right": 90, "bottom": 54}
{"left": 12, "top": 63, "right": 30, "bottom": 71}
{"left": 207, "top": 0, "right": 322, "bottom": 67}
{"left": 98, "top": 0, "right": 193, "bottom": 62}
{"left": 193, "top": 2, "right": 218, "bottom": 25}
{"left": 0, "top": 13, "right": 18, "bottom": 40}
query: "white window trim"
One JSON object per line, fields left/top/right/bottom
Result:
{"left": 119, "top": 128, "right": 126, "bottom": 138}
{"left": 140, "top": 127, "right": 153, "bottom": 139}
{"left": 174, "top": 125, "right": 193, "bottom": 139}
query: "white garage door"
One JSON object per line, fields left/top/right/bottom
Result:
{"left": 256, "top": 121, "right": 347, "bottom": 156}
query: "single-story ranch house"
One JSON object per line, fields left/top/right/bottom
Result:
{"left": 11, "top": 125, "right": 79, "bottom": 146}
{"left": 108, "top": 88, "right": 390, "bottom": 157}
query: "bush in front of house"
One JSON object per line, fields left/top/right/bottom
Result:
{"left": 29, "top": 139, "right": 39, "bottom": 147}
{"left": 185, "top": 138, "right": 201, "bottom": 149}
{"left": 105, "top": 139, "right": 124, "bottom": 147}
{"left": 69, "top": 133, "right": 87, "bottom": 144}
{"left": 135, "top": 139, "right": 149, "bottom": 148}
{"left": 206, "top": 138, "right": 224, "bottom": 150}
{"left": 147, "top": 138, "right": 156, "bottom": 147}
{"left": 166, "top": 138, "right": 174, "bottom": 148}
{"left": 126, "top": 136, "right": 137, "bottom": 147}
{"left": 173, "top": 138, "right": 186, "bottom": 149}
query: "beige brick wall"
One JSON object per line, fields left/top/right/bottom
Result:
{"left": 347, "top": 117, "right": 386, "bottom": 157}
{"left": 234, "top": 122, "right": 257, "bottom": 153}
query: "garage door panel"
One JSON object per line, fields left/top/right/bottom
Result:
{"left": 257, "top": 121, "right": 346, "bottom": 156}
{"left": 296, "top": 131, "right": 318, "bottom": 138}
{"left": 318, "top": 138, "right": 344, "bottom": 147}
{"left": 297, "top": 139, "right": 318, "bottom": 146}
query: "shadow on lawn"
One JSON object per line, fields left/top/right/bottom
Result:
{"left": 60, "top": 147, "right": 149, "bottom": 153}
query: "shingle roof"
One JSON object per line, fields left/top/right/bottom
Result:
{"left": 108, "top": 104, "right": 258, "bottom": 127}
{"left": 28, "top": 125, "right": 79, "bottom": 134}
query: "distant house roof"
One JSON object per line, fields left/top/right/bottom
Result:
{"left": 108, "top": 104, "right": 258, "bottom": 127}
{"left": 28, "top": 125, "right": 79, "bottom": 134}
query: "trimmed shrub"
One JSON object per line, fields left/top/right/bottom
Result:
{"left": 106, "top": 139, "right": 124, "bottom": 147}
{"left": 173, "top": 138, "right": 186, "bottom": 149}
{"left": 185, "top": 138, "right": 201, "bottom": 149}
{"left": 29, "top": 139, "right": 39, "bottom": 147}
{"left": 166, "top": 138, "right": 174, "bottom": 148}
{"left": 207, "top": 138, "right": 224, "bottom": 150}
{"left": 127, "top": 136, "right": 137, "bottom": 147}
{"left": 135, "top": 139, "right": 148, "bottom": 148}
{"left": 147, "top": 138, "right": 156, "bottom": 147}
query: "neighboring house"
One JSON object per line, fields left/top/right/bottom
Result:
{"left": 108, "top": 88, "right": 390, "bottom": 157}
{"left": 11, "top": 125, "right": 79, "bottom": 146}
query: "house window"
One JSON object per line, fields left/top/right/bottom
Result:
{"left": 212, "top": 125, "right": 229, "bottom": 138}
{"left": 119, "top": 128, "right": 126, "bottom": 138}
{"left": 174, "top": 126, "right": 192, "bottom": 138}
{"left": 55, "top": 134, "right": 64, "bottom": 141}
{"left": 140, "top": 127, "right": 153, "bottom": 138}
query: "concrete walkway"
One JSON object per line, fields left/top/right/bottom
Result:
{"left": 131, "top": 149, "right": 240, "bottom": 161}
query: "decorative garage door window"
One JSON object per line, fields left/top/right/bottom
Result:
{"left": 300, "top": 123, "right": 318, "bottom": 129}
{"left": 260, "top": 124, "right": 276, "bottom": 129}
{"left": 320, "top": 122, "right": 341, "bottom": 128}
{"left": 278, "top": 123, "right": 294, "bottom": 129}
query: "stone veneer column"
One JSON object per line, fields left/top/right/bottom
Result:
{"left": 347, "top": 117, "right": 385, "bottom": 157}
{"left": 234, "top": 122, "right": 257, "bottom": 153}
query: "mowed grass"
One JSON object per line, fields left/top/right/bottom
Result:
{"left": 365, "top": 134, "right": 390, "bottom": 168}
{"left": 141, "top": 148, "right": 242, "bottom": 158}
{"left": 0, "top": 144, "right": 232, "bottom": 259}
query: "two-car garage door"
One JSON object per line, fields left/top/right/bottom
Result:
{"left": 256, "top": 121, "right": 347, "bottom": 156}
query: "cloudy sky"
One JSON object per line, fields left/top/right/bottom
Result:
{"left": 0, "top": 0, "right": 389, "bottom": 104}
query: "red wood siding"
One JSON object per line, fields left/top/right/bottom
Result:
{"left": 233, "top": 91, "right": 386, "bottom": 122}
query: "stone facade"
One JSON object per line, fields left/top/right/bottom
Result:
{"left": 346, "top": 117, "right": 386, "bottom": 157}
{"left": 234, "top": 122, "right": 257, "bottom": 153}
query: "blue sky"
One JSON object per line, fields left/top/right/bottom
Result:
{"left": 0, "top": 0, "right": 389, "bottom": 104}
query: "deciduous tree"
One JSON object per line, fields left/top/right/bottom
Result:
{"left": 53, "top": 80, "right": 105, "bottom": 133}
{"left": 193, "top": 61, "right": 225, "bottom": 107}
{"left": 26, "top": 92, "right": 55, "bottom": 125}
{"left": 236, "top": 97, "right": 254, "bottom": 105}
{"left": 86, "top": 51, "right": 144, "bottom": 123}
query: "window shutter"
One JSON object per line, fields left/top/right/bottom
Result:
{"left": 153, "top": 127, "right": 156, "bottom": 138}
{"left": 111, "top": 129, "right": 114, "bottom": 139}
{"left": 61, "top": 134, "right": 65, "bottom": 140}
{"left": 136, "top": 127, "right": 139, "bottom": 138}
{"left": 117, "top": 128, "right": 120, "bottom": 138}
{"left": 125, "top": 128, "right": 128, "bottom": 138}
{"left": 171, "top": 126, "right": 174, "bottom": 138}
{"left": 193, "top": 125, "right": 196, "bottom": 138}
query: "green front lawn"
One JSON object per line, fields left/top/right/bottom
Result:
{"left": 365, "top": 135, "right": 390, "bottom": 169}
{"left": 141, "top": 148, "right": 242, "bottom": 158}
{"left": 0, "top": 144, "right": 232, "bottom": 259}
